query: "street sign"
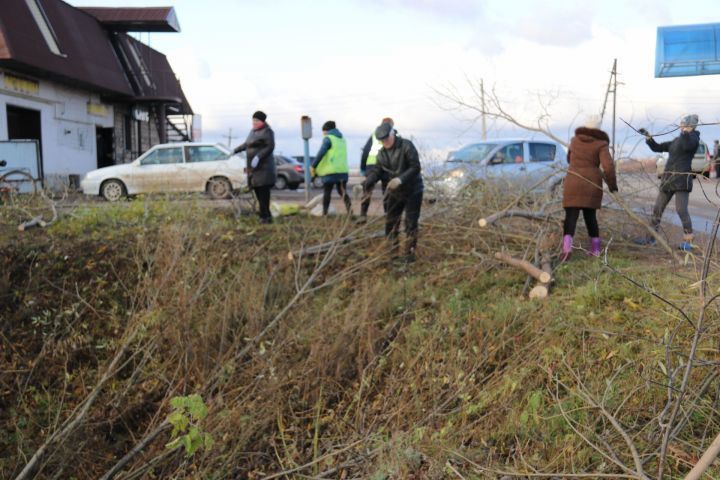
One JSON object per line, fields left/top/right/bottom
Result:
{"left": 301, "top": 116, "right": 312, "bottom": 140}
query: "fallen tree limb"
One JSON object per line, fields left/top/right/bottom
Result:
{"left": 495, "top": 251, "right": 551, "bottom": 284}
{"left": 288, "top": 231, "right": 385, "bottom": 261}
{"left": 529, "top": 255, "right": 553, "bottom": 300}
{"left": 17, "top": 193, "right": 58, "bottom": 231}
{"left": 98, "top": 421, "right": 171, "bottom": 480}
{"left": 15, "top": 328, "right": 139, "bottom": 480}
{"left": 683, "top": 430, "right": 720, "bottom": 480}
{"left": 478, "top": 209, "right": 562, "bottom": 228}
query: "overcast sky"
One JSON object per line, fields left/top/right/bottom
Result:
{"left": 69, "top": 0, "right": 720, "bottom": 165}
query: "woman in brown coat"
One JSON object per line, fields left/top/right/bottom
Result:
{"left": 562, "top": 116, "right": 618, "bottom": 260}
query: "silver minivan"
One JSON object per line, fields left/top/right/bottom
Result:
{"left": 428, "top": 138, "right": 567, "bottom": 197}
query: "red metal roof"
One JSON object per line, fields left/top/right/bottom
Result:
{"left": 0, "top": 0, "right": 191, "bottom": 112}
{"left": 79, "top": 7, "right": 180, "bottom": 32}
{"left": 0, "top": 0, "right": 134, "bottom": 96}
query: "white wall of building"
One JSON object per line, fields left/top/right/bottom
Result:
{"left": 0, "top": 70, "right": 114, "bottom": 188}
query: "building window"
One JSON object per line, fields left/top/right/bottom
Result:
{"left": 24, "top": 0, "right": 64, "bottom": 56}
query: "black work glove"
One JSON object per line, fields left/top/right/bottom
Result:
{"left": 610, "top": 186, "right": 618, "bottom": 193}
{"left": 637, "top": 128, "right": 651, "bottom": 138}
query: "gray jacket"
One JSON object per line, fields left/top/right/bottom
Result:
{"left": 234, "top": 125, "right": 277, "bottom": 188}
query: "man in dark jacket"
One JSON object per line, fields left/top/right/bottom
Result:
{"left": 364, "top": 122, "right": 423, "bottom": 262}
{"left": 636, "top": 114, "right": 700, "bottom": 250}
{"left": 233, "top": 111, "right": 277, "bottom": 224}
{"left": 357, "top": 117, "right": 394, "bottom": 222}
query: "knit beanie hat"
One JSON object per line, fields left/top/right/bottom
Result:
{"left": 322, "top": 120, "right": 336, "bottom": 131}
{"left": 252, "top": 111, "right": 267, "bottom": 122}
{"left": 680, "top": 114, "right": 699, "bottom": 128}
{"left": 584, "top": 114, "right": 601, "bottom": 130}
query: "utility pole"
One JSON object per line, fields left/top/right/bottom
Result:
{"left": 600, "top": 59, "right": 618, "bottom": 157}
{"left": 481, "top": 79, "right": 487, "bottom": 141}
{"left": 612, "top": 59, "right": 618, "bottom": 158}
{"left": 226, "top": 128, "right": 233, "bottom": 149}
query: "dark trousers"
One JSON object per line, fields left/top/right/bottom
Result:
{"left": 360, "top": 166, "right": 387, "bottom": 216}
{"left": 385, "top": 189, "right": 423, "bottom": 255}
{"left": 254, "top": 185, "right": 272, "bottom": 222}
{"left": 563, "top": 207, "right": 599, "bottom": 237}
{"left": 651, "top": 190, "right": 692, "bottom": 234}
{"left": 322, "top": 181, "right": 352, "bottom": 215}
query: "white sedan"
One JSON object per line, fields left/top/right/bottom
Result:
{"left": 81, "top": 143, "right": 247, "bottom": 201}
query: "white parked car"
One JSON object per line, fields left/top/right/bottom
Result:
{"left": 656, "top": 141, "right": 711, "bottom": 178}
{"left": 81, "top": 143, "right": 247, "bottom": 201}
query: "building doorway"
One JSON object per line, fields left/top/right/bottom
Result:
{"left": 7, "top": 105, "right": 43, "bottom": 178}
{"left": 96, "top": 127, "right": 115, "bottom": 168}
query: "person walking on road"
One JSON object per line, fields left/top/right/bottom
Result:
{"left": 364, "top": 122, "right": 423, "bottom": 262}
{"left": 713, "top": 139, "right": 720, "bottom": 178}
{"left": 311, "top": 121, "right": 352, "bottom": 216}
{"left": 561, "top": 115, "right": 618, "bottom": 261}
{"left": 635, "top": 114, "right": 701, "bottom": 250}
{"left": 233, "top": 111, "right": 277, "bottom": 224}
{"left": 357, "top": 117, "right": 394, "bottom": 223}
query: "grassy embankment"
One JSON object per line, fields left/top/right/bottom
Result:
{"left": 1, "top": 192, "right": 719, "bottom": 479}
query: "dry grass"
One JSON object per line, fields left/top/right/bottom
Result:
{"left": 1, "top": 184, "right": 720, "bottom": 479}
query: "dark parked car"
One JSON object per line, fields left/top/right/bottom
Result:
{"left": 274, "top": 155, "right": 305, "bottom": 190}
{"left": 292, "top": 156, "right": 323, "bottom": 188}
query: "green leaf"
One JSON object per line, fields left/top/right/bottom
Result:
{"left": 182, "top": 434, "right": 193, "bottom": 456}
{"left": 187, "top": 394, "right": 208, "bottom": 421}
{"left": 168, "top": 411, "right": 189, "bottom": 436}
{"left": 203, "top": 433, "right": 215, "bottom": 450}
{"left": 170, "top": 396, "right": 188, "bottom": 410}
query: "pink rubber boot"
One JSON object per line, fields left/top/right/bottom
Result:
{"left": 589, "top": 237, "right": 601, "bottom": 257}
{"left": 561, "top": 234, "right": 573, "bottom": 261}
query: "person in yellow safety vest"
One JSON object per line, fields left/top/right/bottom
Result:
{"left": 358, "top": 117, "right": 394, "bottom": 222}
{"left": 311, "top": 121, "right": 352, "bottom": 216}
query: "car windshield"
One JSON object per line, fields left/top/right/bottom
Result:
{"left": 447, "top": 144, "right": 497, "bottom": 163}
{"left": 697, "top": 144, "right": 706, "bottom": 155}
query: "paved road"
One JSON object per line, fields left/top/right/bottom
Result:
{"left": 615, "top": 172, "right": 720, "bottom": 234}
{"left": 55, "top": 174, "right": 388, "bottom": 216}
{"left": 54, "top": 172, "right": 720, "bottom": 234}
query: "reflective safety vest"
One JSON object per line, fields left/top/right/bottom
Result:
{"left": 316, "top": 134, "right": 349, "bottom": 177}
{"left": 367, "top": 135, "right": 383, "bottom": 166}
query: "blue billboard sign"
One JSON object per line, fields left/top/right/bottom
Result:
{"left": 655, "top": 23, "right": 720, "bottom": 78}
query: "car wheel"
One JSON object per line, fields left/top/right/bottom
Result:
{"left": 312, "top": 177, "right": 323, "bottom": 189}
{"left": 274, "top": 175, "right": 288, "bottom": 190}
{"left": 207, "top": 177, "right": 232, "bottom": 200}
{"left": 101, "top": 179, "right": 126, "bottom": 202}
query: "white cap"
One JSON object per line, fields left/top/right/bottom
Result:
{"left": 584, "top": 114, "right": 601, "bottom": 130}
